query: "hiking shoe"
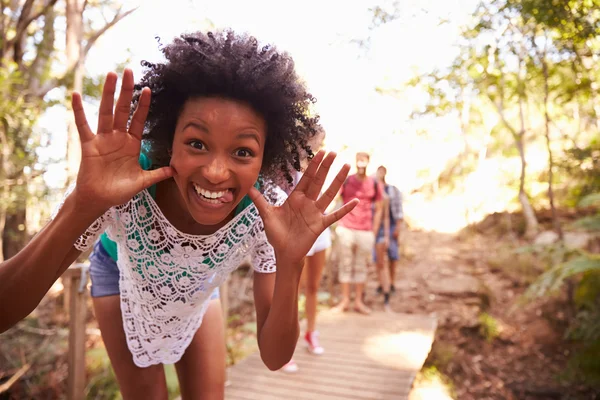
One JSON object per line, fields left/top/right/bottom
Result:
{"left": 281, "top": 359, "right": 298, "bottom": 373}
{"left": 305, "top": 331, "right": 324, "bottom": 355}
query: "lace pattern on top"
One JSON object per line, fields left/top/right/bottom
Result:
{"left": 53, "top": 185, "right": 284, "bottom": 367}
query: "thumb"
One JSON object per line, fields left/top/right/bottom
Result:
{"left": 141, "top": 167, "right": 174, "bottom": 189}
{"left": 248, "top": 186, "right": 272, "bottom": 220}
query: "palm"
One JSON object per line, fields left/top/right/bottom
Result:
{"left": 250, "top": 151, "right": 357, "bottom": 264}
{"left": 72, "top": 70, "right": 172, "bottom": 213}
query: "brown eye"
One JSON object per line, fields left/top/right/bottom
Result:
{"left": 235, "top": 148, "right": 253, "bottom": 158}
{"left": 188, "top": 140, "right": 206, "bottom": 150}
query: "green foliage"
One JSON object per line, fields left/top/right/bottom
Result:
{"left": 580, "top": 192, "right": 600, "bottom": 208}
{"left": 571, "top": 215, "right": 600, "bottom": 231}
{"left": 511, "top": 0, "right": 600, "bottom": 44}
{"left": 86, "top": 347, "right": 121, "bottom": 399}
{"left": 525, "top": 254, "right": 600, "bottom": 299}
{"left": 557, "top": 141, "right": 600, "bottom": 207}
{"left": 566, "top": 339, "right": 600, "bottom": 386}
{"left": 523, "top": 189, "right": 600, "bottom": 383}
{"left": 478, "top": 312, "right": 501, "bottom": 342}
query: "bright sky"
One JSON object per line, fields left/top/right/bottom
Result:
{"left": 40, "top": 0, "right": 480, "bottom": 190}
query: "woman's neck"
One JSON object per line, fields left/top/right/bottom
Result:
{"left": 154, "top": 179, "right": 234, "bottom": 236}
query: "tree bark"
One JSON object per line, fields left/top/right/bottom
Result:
{"left": 489, "top": 67, "right": 539, "bottom": 238}
{"left": 65, "top": 0, "right": 86, "bottom": 183}
{"left": 539, "top": 34, "right": 563, "bottom": 240}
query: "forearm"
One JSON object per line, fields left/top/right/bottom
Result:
{"left": 0, "top": 193, "right": 102, "bottom": 332}
{"left": 257, "top": 257, "right": 302, "bottom": 370}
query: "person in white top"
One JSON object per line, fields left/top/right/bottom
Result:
{"left": 281, "top": 128, "right": 331, "bottom": 373}
{"left": 0, "top": 30, "right": 357, "bottom": 400}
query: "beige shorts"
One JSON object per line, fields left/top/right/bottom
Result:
{"left": 336, "top": 226, "right": 375, "bottom": 284}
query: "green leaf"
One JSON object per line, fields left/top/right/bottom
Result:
{"left": 580, "top": 193, "right": 600, "bottom": 207}
{"left": 525, "top": 255, "right": 600, "bottom": 300}
{"left": 572, "top": 215, "right": 600, "bottom": 231}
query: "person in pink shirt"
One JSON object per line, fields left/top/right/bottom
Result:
{"left": 334, "top": 152, "right": 384, "bottom": 314}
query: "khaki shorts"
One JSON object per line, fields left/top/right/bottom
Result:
{"left": 336, "top": 226, "right": 375, "bottom": 284}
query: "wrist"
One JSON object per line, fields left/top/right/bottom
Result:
{"left": 274, "top": 254, "right": 303, "bottom": 282}
{"left": 65, "top": 190, "right": 107, "bottom": 223}
{"left": 69, "top": 187, "right": 109, "bottom": 221}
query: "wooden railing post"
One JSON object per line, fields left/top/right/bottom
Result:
{"left": 62, "top": 263, "right": 89, "bottom": 400}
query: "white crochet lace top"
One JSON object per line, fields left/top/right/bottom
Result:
{"left": 55, "top": 186, "right": 283, "bottom": 367}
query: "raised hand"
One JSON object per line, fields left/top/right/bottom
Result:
{"left": 249, "top": 151, "right": 358, "bottom": 265}
{"left": 72, "top": 69, "right": 173, "bottom": 215}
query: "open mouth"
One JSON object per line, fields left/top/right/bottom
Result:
{"left": 192, "top": 183, "right": 234, "bottom": 205}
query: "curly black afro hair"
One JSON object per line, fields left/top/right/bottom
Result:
{"left": 132, "top": 29, "right": 320, "bottom": 190}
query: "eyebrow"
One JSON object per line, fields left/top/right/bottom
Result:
{"left": 236, "top": 132, "right": 261, "bottom": 146}
{"left": 183, "top": 121, "right": 210, "bottom": 134}
{"left": 183, "top": 122, "right": 261, "bottom": 146}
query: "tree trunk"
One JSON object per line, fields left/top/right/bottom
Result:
{"left": 65, "top": 0, "right": 86, "bottom": 184}
{"left": 515, "top": 136, "right": 538, "bottom": 239}
{"left": 2, "top": 206, "right": 26, "bottom": 259}
{"left": 516, "top": 43, "right": 538, "bottom": 239}
{"left": 540, "top": 45, "right": 563, "bottom": 240}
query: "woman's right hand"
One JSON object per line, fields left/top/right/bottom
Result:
{"left": 71, "top": 69, "right": 173, "bottom": 216}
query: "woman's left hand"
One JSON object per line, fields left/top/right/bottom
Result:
{"left": 249, "top": 150, "right": 358, "bottom": 265}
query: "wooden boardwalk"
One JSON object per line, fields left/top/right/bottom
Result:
{"left": 225, "top": 311, "right": 437, "bottom": 400}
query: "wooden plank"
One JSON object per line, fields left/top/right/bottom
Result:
{"left": 225, "top": 310, "right": 436, "bottom": 400}
{"left": 226, "top": 383, "right": 349, "bottom": 400}
{"left": 226, "top": 386, "right": 296, "bottom": 400}
{"left": 234, "top": 357, "right": 413, "bottom": 388}
{"left": 226, "top": 372, "right": 385, "bottom": 400}
{"left": 65, "top": 264, "right": 88, "bottom": 400}
{"left": 228, "top": 363, "right": 410, "bottom": 395}
{"left": 240, "top": 355, "right": 411, "bottom": 381}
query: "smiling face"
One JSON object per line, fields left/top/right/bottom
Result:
{"left": 169, "top": 97, "right": 266, "bottom": 226}
{"left": 355, "top": 152, "right": 370, "bottom": 177}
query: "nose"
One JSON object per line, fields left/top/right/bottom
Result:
{"left": 202, "top": 154, "right": 231, "bottom": 184}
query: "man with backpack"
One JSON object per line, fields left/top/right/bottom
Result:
{"left": 334, "top": 152, "right": 384, "bottom": 315}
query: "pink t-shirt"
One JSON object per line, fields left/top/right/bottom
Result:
{"left": 339, "top": 175, "right": 383, "bottom": 231}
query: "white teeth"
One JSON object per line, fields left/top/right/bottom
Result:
{"left": 193, "top": 184, "right": 226, "bottom": 199}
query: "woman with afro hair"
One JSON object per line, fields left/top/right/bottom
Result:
{"left": 0, "top": 30, "right": 357, "bottom": 399}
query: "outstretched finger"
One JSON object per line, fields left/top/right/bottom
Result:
{"left": 129, "top": 87, "right": 151, "bottom": 140}
{"left": 323, "top": 199, "right": 359, "bottom": 227}
{"left": 71, "top": 92, "right": 94, "bottom": 143}
{"left": 97, "top": 72, "right": 118, "bottom": 134}
{"left": 248, "top": 186, "right": 272, "bottom": 220}
{"left": 294, "top": 150, "right": 325, "bottom": 193}
{"left": 315, "top": 163, "right": 351, "bottom": 211}
{"left": 305, "top": 151, "right": 336, "bottom": 200}
{"left": 113, "top": 69, "right": 135, "bottom": 132}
